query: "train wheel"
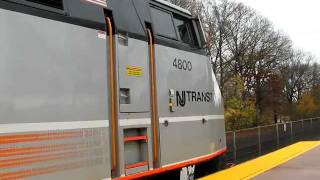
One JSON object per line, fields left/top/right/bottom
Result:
{"left": 194, "top": 155, "right": 225, "bottom": 179}
{"left": 180, "top": 165, "right": 195, "bottom": 180}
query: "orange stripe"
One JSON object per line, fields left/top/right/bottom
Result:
{"left": 0, "top": 148, "right": 100, "bottom": 169}
{"left": 0, "top": 158, "right": 100, "bottom": 180}
{"left": 126, "top": 161, "right": 149, "bottom": 169}
{"left": 0, "top": 131, "right": 94, "bottom": 144}
{"left": 0, "top": 167, "right": 59, "bottom": 180}
{"left": 115, "top": 147, "right": 227, "bottom": 180}
{"left": 0, "top": 151, "right": 79, "bottom": 168}
{"left": 124, "top": 135, "right": 148, "bottom": 142}
{"left": 1, "top": 168, "right": 61, "bottom": 180}
{"left": 0, "top": 131, "right": 79, "bottom": 139}
{"left": 0, "top": 143, "right": 81, "bottom": 157}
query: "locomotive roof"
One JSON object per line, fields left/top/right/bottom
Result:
{"left": 0, "top": 0, "right": 205, "bottom": 53}
{"left": 153, "top": 0, "right": 192, "bottom": 15}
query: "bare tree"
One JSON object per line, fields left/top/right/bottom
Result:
{"left": 281, "top": 50, "right": 312, "bottom": 104}
{"left": 170, "top": 0, "right": 320, "bottom": 127}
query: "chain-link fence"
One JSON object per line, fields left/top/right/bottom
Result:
{"left": 225, "top": 117, "right": 320, "bottom": 164}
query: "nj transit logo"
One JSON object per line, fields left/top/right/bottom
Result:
{"left": 176, "top": 90, "right": 213, "bottom": 107}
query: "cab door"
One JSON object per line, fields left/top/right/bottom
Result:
{"left": 106, "top": 0, "right": 161, "bottom": 176}
{"left": 117, "top": 33, "right": 150, "bottom": 113}
{"left": 117, "top": 29, "right": 160, "bottom": 175}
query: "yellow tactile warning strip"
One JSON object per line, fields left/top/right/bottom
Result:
{"left": 200, "top": 141, "right": 320, "bottom": 180}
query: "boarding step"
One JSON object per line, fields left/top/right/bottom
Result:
{"left": 124, "top": 135, "right": 148, "bottom": 142}
{"left": 123, "top": 128, "right": 149, "bottom": 175}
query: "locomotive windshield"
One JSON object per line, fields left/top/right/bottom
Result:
{"left": 173, "top": 16, "right": 196, "bottom": 46}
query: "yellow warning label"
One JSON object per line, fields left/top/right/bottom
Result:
{"left": 126, "top": 66, "right": 144, "bottom": 77}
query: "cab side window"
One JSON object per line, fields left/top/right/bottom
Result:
{"left": 150, "top": 7, "right": 177, "bottom": 40}
{"left": 150, "top": 6, "right": 199, "bottom": 48}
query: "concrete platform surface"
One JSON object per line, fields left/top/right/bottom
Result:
{"left": 254, "top": 146, "right": 320, "bottom": 180}
{"left": 200, "top": 141, "right": 320, "bottom": 180}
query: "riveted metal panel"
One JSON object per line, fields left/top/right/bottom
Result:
{"left": 0, "top": 8, "right": 111, "bottom": 179}
{"left": 0, "top": 8, "right": 108, "bottom": 123}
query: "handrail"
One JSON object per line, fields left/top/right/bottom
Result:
{"left": 106, "top": 16, "right": 119, "bottom": 172}
{"left": 147, "top": 28, "right": 160, "bottom": 168}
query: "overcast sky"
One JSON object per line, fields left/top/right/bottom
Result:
{"left": 234, "top": 0, "right": 320, "bottom": 62}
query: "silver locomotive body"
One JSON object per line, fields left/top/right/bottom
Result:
{"left": 0, "top": 0, "right": 226, "bottom": 179}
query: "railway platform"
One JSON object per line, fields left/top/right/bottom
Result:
{"left": 200, "top": 141, "right": 320, "bottom": 180}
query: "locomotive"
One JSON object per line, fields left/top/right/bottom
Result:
{"left": 0, "top": 0, "right": 226, "bottom": 179}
